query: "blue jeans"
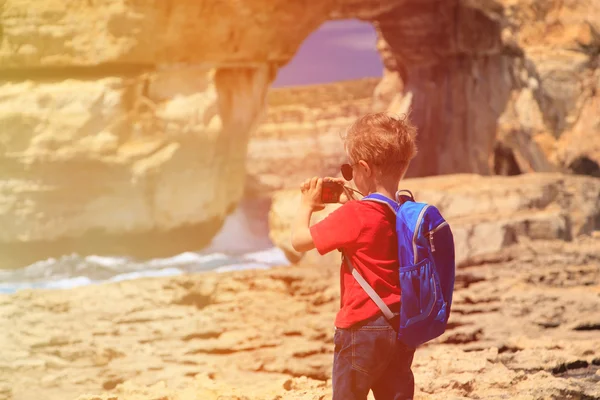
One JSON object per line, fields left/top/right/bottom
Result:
{"left": 332, "top": 315, "right": 415, "bottom": 400}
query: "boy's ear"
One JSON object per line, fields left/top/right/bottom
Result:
{"left": 359, "top": 160, "right": 373, "bottom": 177}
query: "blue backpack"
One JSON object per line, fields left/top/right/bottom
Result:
{"left": 342, "top": 190, "right": 456, "bottom": 348}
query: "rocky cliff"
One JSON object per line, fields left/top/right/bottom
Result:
{"left": 0, "top": 66, "right": 273, "bottom": 267}
{"left": 1, "top": 0, "right": 599, "bottom": 262}
{"left": 373, "top": 0, "right": 600, "bottom": 177}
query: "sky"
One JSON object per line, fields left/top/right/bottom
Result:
{"left": 271, "top": 19, "right": 383, "bottom": 88}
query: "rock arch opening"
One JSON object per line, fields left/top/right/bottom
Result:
{"left": 237, "top": 19, "right": 385, "bottom": 259}
{"left": 245, "top": 19, "right": 384, "bottom": 200}
{"left": 272, "top": 19, "right": 383, "bottom": 88}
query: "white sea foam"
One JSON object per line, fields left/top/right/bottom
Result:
{"left": 42, "top": 276, "right": 94, "bottom": 289}
{"left": 215, "top": 263, "right": 272, "bottom": 273}
{"left": 0, "top": 276, "right": 94, "bottom": 294}
{"left": 146, "top": 252, "right": 227, "bottom": 268}
{"left": 110, "top": 268, "right": 183, "bottom": 282}
{"left": 85, "top": 255, "right": 128, "bottom": 268}
{"left": 243, "top": 247, "right": 289, "bottom": 266}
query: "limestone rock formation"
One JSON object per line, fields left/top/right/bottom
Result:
{"left": 374, "top": 0, "right": 600, "bottom": 177}
{"left": 0, "top": 0, "right": 323, "bottom": 67}
{"left": 374, "top": 2, "right": 512, "bottom": 177}
{"left": 0, "top": 0, "right": 382, "bottom": 262}
{"left": 269, "top": 173, "right": 600, "bottom": 265}
{"left": 0, "top": 66, "right": 273, "bottom": 267}
{"left": 494, "top": 0, "right": 600, "bottom": 177}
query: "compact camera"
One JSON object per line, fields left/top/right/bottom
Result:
{"left": 321, "top": 181, "right": 345, "bottom": 204}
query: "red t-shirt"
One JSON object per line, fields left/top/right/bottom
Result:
{"left": 310, "top": 199, "right": 400, "bottom": 328}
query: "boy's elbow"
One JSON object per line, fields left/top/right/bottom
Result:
{"left": 291, "top": 231, "right": 315, "bottom": 253}
{"left": 291, "top": 236, "right": 301, "bottom": 253}
{"left": 291, "top": 237, "right": 307, "bottom": 253}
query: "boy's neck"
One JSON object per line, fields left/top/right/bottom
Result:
{"left": 369, "top": 181, "right": 401, "bottom": 201}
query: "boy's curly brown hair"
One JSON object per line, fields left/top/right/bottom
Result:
{"left": 343, "top": 112, "right": 418, "bottom": 181}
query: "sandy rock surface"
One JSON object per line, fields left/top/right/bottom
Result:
{"left": 0, "top": 233, "right": 598, "bottom": 400}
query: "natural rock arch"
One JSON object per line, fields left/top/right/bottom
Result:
{"left": 0, "top": 0, "right": 598, "bottom": 264}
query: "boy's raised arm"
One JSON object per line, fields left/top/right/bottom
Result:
{"left": 291, "top": 177, "right": 324, "bottom": 253}
{"left": 291, "top": 204, "right": 316, "bottom": 252}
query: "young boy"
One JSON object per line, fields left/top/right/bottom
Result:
{"left": 291, "top": 112, "right": 418, "bottom": 400}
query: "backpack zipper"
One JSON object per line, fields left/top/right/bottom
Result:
{"left": 428, "top": 221, "right": 449, "bottom": 252}
{"left": 413, "top": 205, "right": 430, "bottom": 263}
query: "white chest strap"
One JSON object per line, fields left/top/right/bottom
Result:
{"left": 342, "top": 251, "right": 397, "bottom": 321}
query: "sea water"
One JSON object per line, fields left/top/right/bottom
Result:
{"left": 0, "top": 201, "right": 290, "bottom": 294}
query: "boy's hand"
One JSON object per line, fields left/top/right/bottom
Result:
{"left": 323, "top": 177, "right": 356, "bottom": 204}
{"left": 300, "top": 177, "right": 325, "bottom": 211}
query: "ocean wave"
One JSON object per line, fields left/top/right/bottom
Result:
{"left": 0, "top": 247, "right": 290, "bottom": 295}
{"left": 243, "top": 248, "right": 290, "bottom": 265}
{"left": 0, "top": 200, "right": 290, "bottom": 294}
{"left": 0, "top": 276, "right": 94, "bottom": 294}
{"left": 109, "top": 268, "right": 184, "bottom": 282}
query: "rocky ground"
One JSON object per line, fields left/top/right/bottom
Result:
{"left": 0, "top": 232, "right": 598, "bottom": 400}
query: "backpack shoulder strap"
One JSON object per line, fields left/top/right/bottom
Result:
{"left": 361, "top": 193, "right": 399, "bottom": 213}
{"left": 342, "top": 251, "right": 397, "bottom": 320}
{"left": 396, "top": 189, "right": 415, "bottom": 203}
